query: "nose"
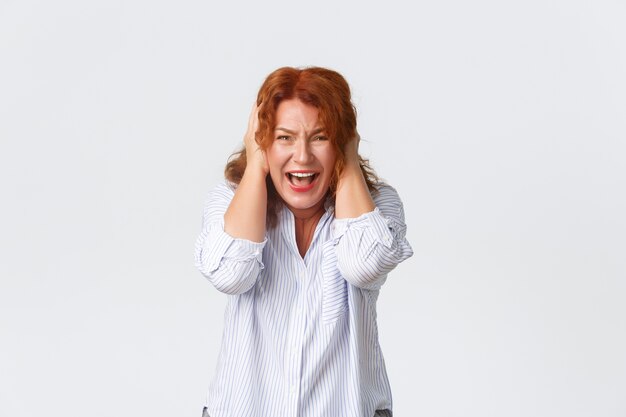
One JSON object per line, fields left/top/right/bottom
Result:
{"left": 292, "top": 139, "right": 313, "bottom": 164}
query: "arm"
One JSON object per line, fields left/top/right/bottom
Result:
{"left": 194, "top": 104, "right": 269, "bottom": 295}
{"left": 224, "top": 103, "right": 269, "bottom": 242}
{"left": 333, "top": 134, "right": 413, "bottom": 290}
{"left": 334, "top": 132, "right": 375, "bottom": 219}
{"left": 194, "top": 182, "right": 266, "bottom": 294}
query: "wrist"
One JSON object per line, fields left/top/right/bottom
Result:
{"left": 244, "top": 161, "right": 268, "bottom": 181}
{"left": 341, "top": 160, "right": 362, "bottom": 177}
{"left": 246, "top": 149, "right": 268, "bottom": 175}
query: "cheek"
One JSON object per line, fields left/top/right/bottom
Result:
{"left": 265, "top": 147, "right": 281, "bottom": 173}
{"left": 320, "top": 149, "right": 337, "bottom": 173}
{"left": 267, "top": 166, "right": 283, "bottom": 191}
{"left": 265, "top": 149, "right": 288, "bottom": 188}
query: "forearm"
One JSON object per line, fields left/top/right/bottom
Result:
{"left": 333, "top": 185, "right": 414, "bottom": 290}
{"left": 196, "top": 224, "right": 265, "bottom": 295}
{"left": 195, "top": 181, "right": 266, "bottom": 295}
{"left": 224, "top": 163, "right": 267, "bottom": 242}
{"left": 334, "top": 162, "right": 375, "bottom": 219}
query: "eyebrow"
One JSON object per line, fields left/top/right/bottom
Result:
{"left": 275, "top": 127, "right": 325, "bottom": 135}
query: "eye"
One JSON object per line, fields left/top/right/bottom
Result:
{"left": 276, "top": 135, "right": 292, "bottom": 141}
{"left": 312, "top": 135, "right": 328, "bottom": 141}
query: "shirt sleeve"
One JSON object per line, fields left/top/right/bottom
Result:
{"left": 331, "top": 184, "right": 413, "bottom": 290}
{"left": 194, "top": 181, "right": 266, "bottom": 295}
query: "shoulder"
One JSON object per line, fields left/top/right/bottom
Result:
{"left": 205, "top": 179, "right": 237, "bottom": 201}
{"left": 200, "top": 180, "right": 238, "bottom": 221}
{"left": 370, "top": 182, "right": 408, "bottom": 224}
{"left": 372, "top": 182, "right": 404, "bottom": 206}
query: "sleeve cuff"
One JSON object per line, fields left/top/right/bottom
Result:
{"left": 204, "top": 222, "right": 266, "bottom": 272}
{"left": 331, "top": 208, "right": 394, "bottom": 248}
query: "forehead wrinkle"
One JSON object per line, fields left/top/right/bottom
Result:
{"left": 275, "top": 126, "right": 325, "bottom": 136}
{"left": 274, "top": 98, "right": 324, "bottom": 136}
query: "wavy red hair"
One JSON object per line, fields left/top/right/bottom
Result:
{"left": 225, "top": 66, "right": 378, "bottom": 226}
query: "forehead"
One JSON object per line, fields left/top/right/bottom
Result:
{"left": 275, "top": 99, "right": 321, "bottom": 129}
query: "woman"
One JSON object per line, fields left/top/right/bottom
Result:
{"left": 195, "top": 67, "right": 413, "bottom": 417}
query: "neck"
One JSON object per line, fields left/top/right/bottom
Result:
{"left": 289, "top": 199, "right": 326, "bottom": 221}
{"left": 290, "top": 202, "right": 326, "bottom": 258}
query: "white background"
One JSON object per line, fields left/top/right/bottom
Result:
{"left": 1, "top": 0, "right": 625, "bottom": 416}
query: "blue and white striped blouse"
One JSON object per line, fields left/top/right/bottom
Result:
{"left": 194, "top": 181, "right": 413, "bottom": 417}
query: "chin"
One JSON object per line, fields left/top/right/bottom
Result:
{"left": 284, "top": 196, "right": 324, "bottom": 210}
{"left": 276, "top": 180, "right": 330, "bottom": 214}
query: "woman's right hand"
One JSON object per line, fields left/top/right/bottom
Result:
{"left": 244, "top": 103, "right": 269, "bottom": 175}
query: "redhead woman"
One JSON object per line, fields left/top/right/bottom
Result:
{"left": 194, "top": 67, "right": 413, "bottom": 417}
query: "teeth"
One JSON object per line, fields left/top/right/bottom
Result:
{"left": 290, "top": 172, "right": 315, "bottom": 178}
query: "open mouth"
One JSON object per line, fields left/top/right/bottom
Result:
{"left": 286, "top": 172, "right": 318, "bottom": 188}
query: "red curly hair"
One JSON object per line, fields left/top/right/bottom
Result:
{"left": 225, "top": 66, "right": 378, "bottom": 226}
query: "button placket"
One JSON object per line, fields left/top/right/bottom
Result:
{"left": 284, "top": 266, "right": 307, "bottom": 415}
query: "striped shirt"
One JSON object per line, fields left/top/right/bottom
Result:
{"left": 194, "top": 181, "right": 413, "bottom": 417}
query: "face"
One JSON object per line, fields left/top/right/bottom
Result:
{"left": 266, "top": 99, "right": 336, "bottom": 217}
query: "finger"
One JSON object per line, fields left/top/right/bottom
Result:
{"left": 248, "top": 103, "right": 258, "bottom": 128}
